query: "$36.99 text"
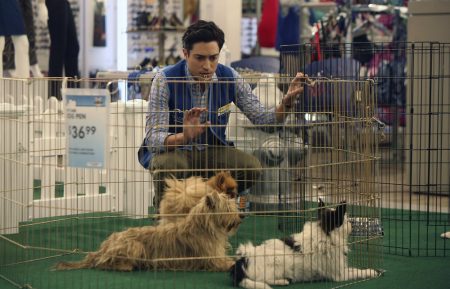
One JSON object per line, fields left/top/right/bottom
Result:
{"left": 68, "top": 126, "right": 96, "bottom": 139}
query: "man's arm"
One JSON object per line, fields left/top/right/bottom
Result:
{"left": 145, "top": 73, "right": 172, "bottom": 152}
{"left": 164, "top": 107, "right": 209, "bottom": 149}
{"left": 274, "top": 72, "right": 306, "bottom": 123}
{"left": 146, "top": 73, "right": 209, "bottom": 151}
{"left": 233, "top": 69, "right": 306, "bottom": 126}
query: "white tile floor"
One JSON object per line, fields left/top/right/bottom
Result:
{"left": 299, "top": 148, "right": 449, "bottom": 214}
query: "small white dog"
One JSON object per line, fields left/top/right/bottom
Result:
{"left": 230, "top": 200, "right": 379, "bottom": 289}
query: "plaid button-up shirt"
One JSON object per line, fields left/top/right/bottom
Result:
{"left": 145, "top": 63, "right": 277, "bottom": 153}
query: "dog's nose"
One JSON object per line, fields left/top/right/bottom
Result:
{"left": 239, "top": 213, "right": 246, "bottom": 219}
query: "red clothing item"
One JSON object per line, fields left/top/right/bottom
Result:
{"left": 257, "top": 0, "right": 279, "bottom": 48}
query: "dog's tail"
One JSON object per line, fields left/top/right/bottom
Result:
{"left": 53, "top": 253, "right": 95, "bottom": 270}
{"left": 54, "top": 259, "right": 90, "bottom": 270}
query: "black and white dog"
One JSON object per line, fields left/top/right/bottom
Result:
{"left": 230, "top": 200, "right": 379, "bottom": 289}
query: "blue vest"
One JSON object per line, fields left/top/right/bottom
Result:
{"left": 137, "top": 60, "right": 236, "bottom": 169}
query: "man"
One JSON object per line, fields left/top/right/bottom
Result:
{"left": 138, "top": 20, "right": 305, "bottom": 208}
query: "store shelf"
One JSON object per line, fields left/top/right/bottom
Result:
{"left": 126, "top": 27, "right": 185, "bottom": 33}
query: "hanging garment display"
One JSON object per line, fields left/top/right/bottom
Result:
{"left": 45, "top": 0, "right": 80, "bottom": 98}
{"left": 257, "top": 0, "right": 278, "bottom": 48}
{"left": 0, "top": 0, "right": 30, "bottom": 77}
{"left": 275, "top": 3, "right": 300, "bottom": 50}
{"left": 3, "top": 0, "right": 39, "bottom": 69}
{"left": 0, "top": 0, "right": 26, "bottom": 36}
{"left": 93, "top": 0, "right": 106, "bottom": 47}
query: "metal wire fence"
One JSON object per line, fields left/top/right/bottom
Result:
{"left": 280, "top": 42, "right": 450, "bottom": 257}
{"left": 0, "top": 74, "right": 382, "bottom": 288}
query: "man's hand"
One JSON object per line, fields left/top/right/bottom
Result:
{"left": 183, "top": 107, "right": 209, "bottom": 141}
{"left": 281, "top": 72, "right": 307, "bottom": 110}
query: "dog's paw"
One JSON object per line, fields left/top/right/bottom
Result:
{"left": 440, "top": 232, "right": 450, "bottom": 239}
{"left": 272, "top": 279, "right": 290, "bottom": 286}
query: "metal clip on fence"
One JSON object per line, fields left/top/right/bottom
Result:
{"left": 371, "top": 116, "right": 386, "bottom": 142}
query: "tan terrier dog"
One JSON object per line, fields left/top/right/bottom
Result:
{"left": 159, "top": 171, "right": 238, "bottom": 225}
{"left": 55, "top": 191, "right": 242, "bottom": 272}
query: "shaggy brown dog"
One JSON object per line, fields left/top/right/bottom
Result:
{"left": 55, "top": 191, "right": 242, "bottom": 272}
{"left": 159, "top": 171, "right": 238, "bottom": 225}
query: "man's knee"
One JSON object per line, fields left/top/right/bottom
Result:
{"left": 151, "top": 153, "right": 190, "bottom": 178}
{"left": 150, "top": 153, "right": 190, "bottom": 207}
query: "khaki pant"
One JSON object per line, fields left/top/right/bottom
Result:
{"left": 150, "top": 146, "right": 262, "bottom": 208}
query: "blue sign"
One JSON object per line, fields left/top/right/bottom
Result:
{"left": 63, "top": 88, "right": 110, "bottom": 168}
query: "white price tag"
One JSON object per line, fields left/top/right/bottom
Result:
{"left": 63, "top": 88, "right": 110, "bottom": 168}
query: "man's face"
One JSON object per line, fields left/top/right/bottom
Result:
{"left": 183, "top": 41, "right": 220, "bottom": 81}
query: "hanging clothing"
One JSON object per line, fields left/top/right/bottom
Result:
{"left": 46, "top": 0, "right": 80, "bottom": 98}
{"left": 0, "top": 0, "right": 26, "bottom": 36}
{"left": 45, "top": 0, "right": 80, "bottom": 79}
{"left": 3, "top": 0, "right": 39, "bottom": 69}
{"left": 257, "top": 0, "right": 279, "bottom": 48}
{"left": 275, "top": 3, "right": 300, "bottom": 50}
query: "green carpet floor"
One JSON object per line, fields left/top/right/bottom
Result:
{"left": 1, "top": 254, "right": 449, "bottom": 289}
{"left": 1, "top": 208, "right": 449, "bottom": 289}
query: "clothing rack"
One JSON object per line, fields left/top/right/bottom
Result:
{"left": 279, "top": 0, "right": 337, "bottom": 9}
{"left": 279, "top": 0, "right": 337, "bottom": 45}
{"left": 351, "top": 4, "right": 408, "bottom": 17}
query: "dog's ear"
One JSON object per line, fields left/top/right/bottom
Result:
{"left": 336, "top": 201, "right": 347, "bottom": 226}
{"left": 318, "top": 199, "right": 332, "bottom": 234}
{"left": 164, "top": 174, "right": 178, "bottom": 187}
{"left": 215, "top": 172, "right": 226, "bottom": 188}
{"left": 318, "top": 198, "right": 326, "bottom": 215}
{"left": 319, "top": 201, "right": 347, "bottom": 235}
{"left": 318, "top": 198, "right": 325, "bottom": 208}
{"left": 205, "top": 191, "right": 220, "bottom": 209}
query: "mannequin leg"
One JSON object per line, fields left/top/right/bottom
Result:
{"left": 11, "top": 35, "right": 30, "bottom": 78}
{"left": 30, "top": 64, "right": 43, "bottom": 77}
{"left": 20, "top": 0, "right": 43, "bottom": 77}
{"left": 0, "top": 36, "right": 4, "bottom": 76}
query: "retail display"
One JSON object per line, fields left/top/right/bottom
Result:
{"left": 241, "top": 17, "right": 258, "bottom": 57}
{"left": 45, "top": 0, "right": 80, "bottom": 98}
{"left": 2, "top": 2, "right": 450, "bottom": 289}
{"left": 93, "top": 0, "right": 106, "bottom": 47}
{"left": 29, "top": 0, "right": 79, "bottom": 75}
{"left": 127, "top": 0, "right": 184, "bottom": 69}
{"left": 2, "top": 0, "right": 47, "bottom": 77}
{"left": 0, "top": 0, "right": 30, "bottom": 78}
{"left": 257, "top": 0, "right": 278, "bottom": 48}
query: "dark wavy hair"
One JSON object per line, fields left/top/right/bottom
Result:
{"left": 182, "top": 20, "right": 225, "bottom": 51}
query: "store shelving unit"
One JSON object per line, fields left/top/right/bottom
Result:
{"left": 127, "top": 0, "right": 185, "bottom": 68}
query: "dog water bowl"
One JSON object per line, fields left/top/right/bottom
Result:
{"left": 349, "top": 217, "right": 384, "bottom": 237}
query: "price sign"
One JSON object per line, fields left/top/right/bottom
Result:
{"left": 63, "top": 88, "right": 110, "bottom": 168}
